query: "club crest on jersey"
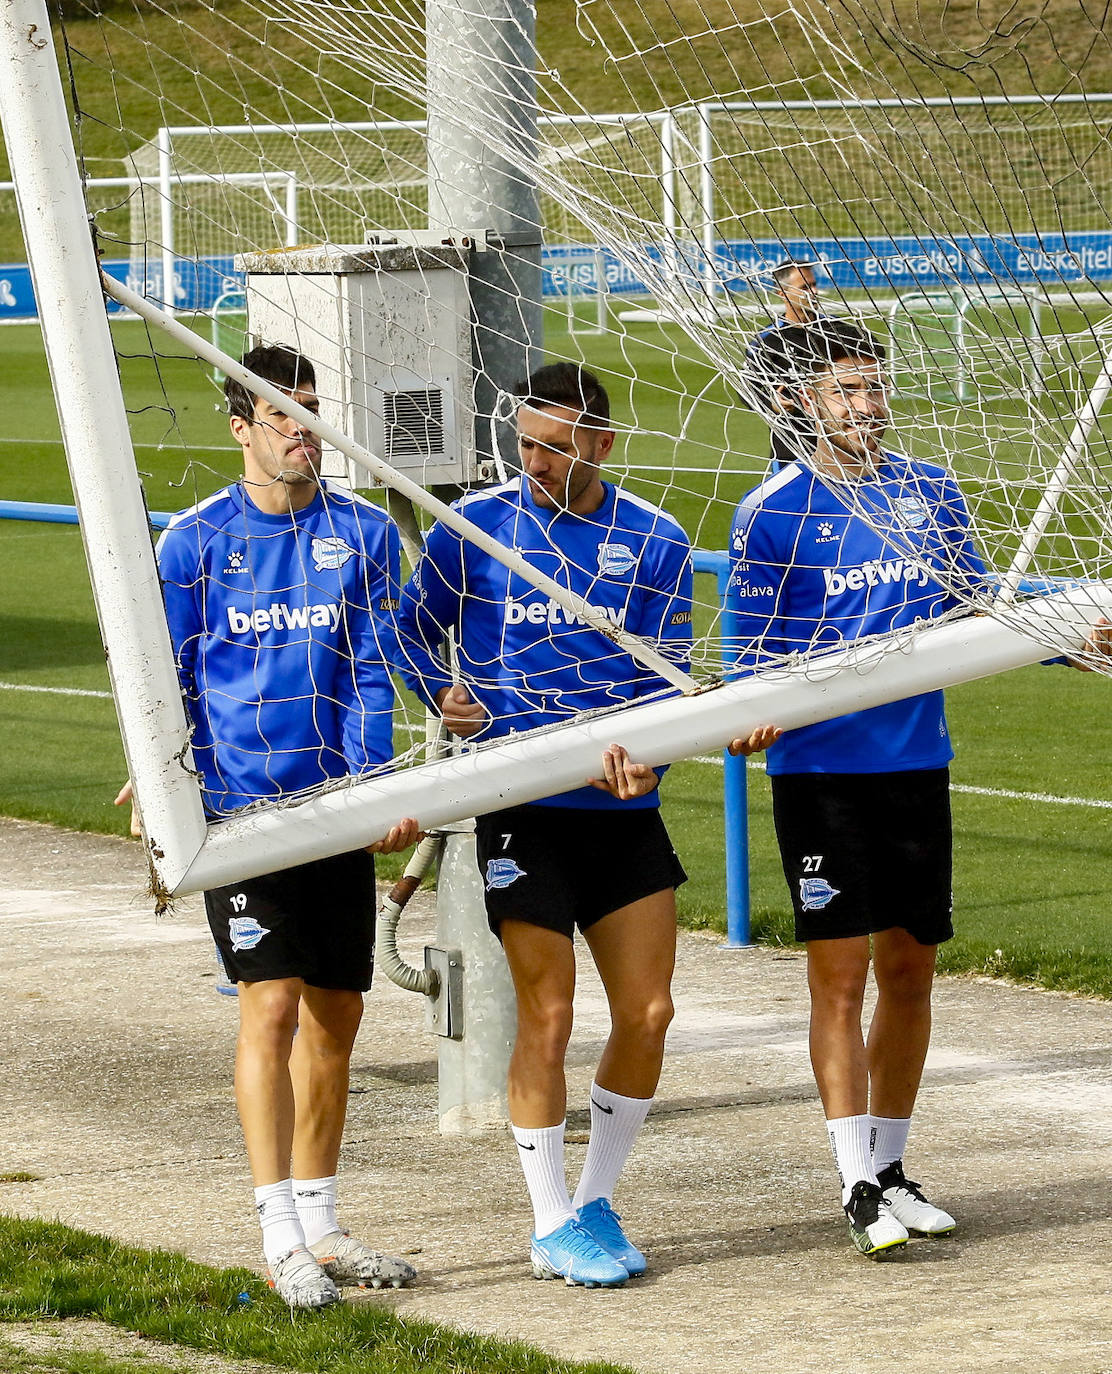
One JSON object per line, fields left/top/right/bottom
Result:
{"left": 799, "top": 877, "right": 840, "bottom": 911}
{"left": 894, "top": 496, "right": 929, "bottom": 529}
{"left": 597, "top": 542, "right": 636, "bottom": 576}
{"left": 486, "top": 858, "right": 526, "bottom": 890}
{"left": 312, "top": 536, "right": 356, "bottom": 571}
{"left": 229, "top": 916, "right": 271, "bottom": 951}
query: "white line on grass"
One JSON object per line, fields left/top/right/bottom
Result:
{"left": 0, "top": 681, "right": 112, "bottom": 699}
{"left": 686, "top": 753, "right": 1112, "bottom": 810}
{"left": 0, "top": 435, "right": 229, "bottom": 452}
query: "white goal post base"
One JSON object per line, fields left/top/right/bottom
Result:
{"left": 161, "top": 584, "right": 1112, "bottom": 898}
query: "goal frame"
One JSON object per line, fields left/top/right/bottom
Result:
{"left": 4, "top": 0, "right": 1111, "bottom": 906}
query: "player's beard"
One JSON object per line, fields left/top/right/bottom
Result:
{"left": 274, "top": 441, "right": 322, "bottom": 487}
{"left": 528, "top": 452, "right": 597, "bottom": 512}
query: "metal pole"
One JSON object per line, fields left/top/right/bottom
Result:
{"left": 157, "top": 126, "right": 175, "bottom": 311}
{"left": 425, "top": 0, "right": 542, "bottom": 1132}
{"left": 717, "top": 565, "right": 752, "bottom": 947}
{"left": 0, "top": 2, "right": 204, "bottom": 898}
{"left": 426, "top": 0, "right": 543, "bottom": 476}
{"left": 698, "top": 103, "right": 717, "bottom": 301}
{"left": 284, "top": 174, "right": 298, "bottom": 247}
{"left": 660, "top": 111, "right": 679, "bottom": 295}
{"left": 434, "top": 823, "right": 517, "bottom": 1134}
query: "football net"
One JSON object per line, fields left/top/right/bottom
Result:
{"left": 7, "top": 0, "right": 1112, "bottom": 896}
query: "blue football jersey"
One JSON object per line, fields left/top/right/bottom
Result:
{"left": 157, "top": 480, "right": 400, "bottom": 815}
{"left": 726, "top": 453, "right": 988, "bottom": 775}
{"left": 396, "top": 476, "right": 693, "bottom": 809}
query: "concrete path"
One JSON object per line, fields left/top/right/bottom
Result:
{"left": 0, "top": 816, "right": 1110, "bottom": 1373}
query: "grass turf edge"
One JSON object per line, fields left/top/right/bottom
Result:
{"left": 0, "top": 1216, "right": 634, "bottom": 1374}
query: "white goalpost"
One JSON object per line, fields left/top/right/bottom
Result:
{"left": 4, "top": 0, "right": 1112, "bottom": 906}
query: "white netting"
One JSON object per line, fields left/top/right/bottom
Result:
{"left": 43, "top": 0, "right": 1112, "bottom": 820}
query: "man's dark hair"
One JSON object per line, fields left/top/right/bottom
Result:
{"left": 515, "top": 362, "right": 610, "bottom": 426}
{"left": 224, "top": 344, "right": 316, "bottom": 421}
{"left": 776, "top": 319, "right": 886, "bottom": 377}
{"left": 771, "top": 258, "right": 816, "bottom": 288}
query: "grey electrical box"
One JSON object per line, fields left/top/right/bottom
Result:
{"left": 237, "top": 233, "right": 476, "bottom": 487}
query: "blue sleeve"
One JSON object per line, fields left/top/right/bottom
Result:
{"left": 632, "top": 529, "right": 693, "bottom": 696}
{"left": 940, "top": 476, "right": 990, "bottom": 597}
{"left": 724, "top": 501, "right": 789, "bottom": 673}
{"left": 394, "top": 517, "right": 465, "bottom": 710}
{"left": 155, "top": 523, "right": 203, "bottom": 706}
{"left": 338, "top": 515, "right": 401, "bottom": 772}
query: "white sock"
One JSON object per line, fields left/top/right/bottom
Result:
{"left": 292, "top": 1174, "right": 339, "bottom": 1248}
{"left": 572, "top": 1084, "right": 653, "bottom": 1210}
{"left": 870, "top": 1116, "right": 911, "bottom": 1173}
{"left": 254, "top": 1179, "right": 305, "bottom": 1268}
{"left": 512, "top": 1122, "right": 576, "bottom": 1239}
{"left": 827, "top": 1115, "right": 878, "bottom": 1205}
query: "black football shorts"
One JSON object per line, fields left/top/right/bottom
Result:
{"left": 475, "top": 803, "right": 687, "bottom": 939}
{"left": 204, "top": 849, "right": 376, "bottom": 990}
{"left": 770, "top": 769, "right": 953, "bottom": 945}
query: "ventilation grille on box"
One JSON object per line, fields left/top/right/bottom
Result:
{"left": 384, "top": 388, "right": 445, "bottom": 457}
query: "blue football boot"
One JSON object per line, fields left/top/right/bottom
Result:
{"left": 530, "top": 1217, "right": 628, "bottom": 1287}
{"left": 577, "top": 1198, "right": 647, "bottom": 1277}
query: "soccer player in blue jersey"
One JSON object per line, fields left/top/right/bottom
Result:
{"left": 726, "top": 320, "right": 987, "bottom": 1259}
{"left": 119, "top": 345, "right": 419, "bottom": 1308}
{"left": 744, "top": 259, "right": 825, "bottom": 469}
{"left": 396, "top": 363, "right": 711, "bottom": 1288}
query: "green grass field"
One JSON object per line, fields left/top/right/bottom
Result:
{"left": 3, "top": 314, "right": 1112, "bottom": 997}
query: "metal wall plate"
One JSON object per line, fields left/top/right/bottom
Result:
{"left": 424, "top": 945, "right": 464, "bottom": 1039}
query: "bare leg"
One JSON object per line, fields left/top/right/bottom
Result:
{"left": 867, "top": 928, "right": 937, "bottom": 1120}
{"left": 805, "top": 936, "right": 871, "bottom": 1119}
{"left": 583, "top": 890, "right": 676, "bottom": 1099}
{"left": 500, "top": 920, "right": 577, "bottom": 1127}
{"left": 235, "top": 978, "right": 302, "bottom": 1185}
{"left": 289, "top": 985, "right": 364, "bottom": 1179}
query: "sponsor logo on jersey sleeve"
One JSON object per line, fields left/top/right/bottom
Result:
{"left": 379, "top": 597, "right": 401, "bottom": 611}
{"left": 229, "top": 915, "right": 271, "bottom": 951}
{"left": 486, "top": 857, "right": 526, "bottom": 890}
{"left": 312, "top": 535, "right": 357, "bottom": 571}
{"left": 799, "top": 877, "right": 840, "bottom": 911}
{"left": 597, "top": 542, "right": 636, "bottom": 576}
{"left": 669, "top": 610, "right": 693, "bottom": 625}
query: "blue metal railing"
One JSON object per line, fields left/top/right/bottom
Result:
{"left": 0, "top": 500, "right": 173, "bottom": 529}
{"left": 692, "top": 549, "right": 751, "bottom": 945}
